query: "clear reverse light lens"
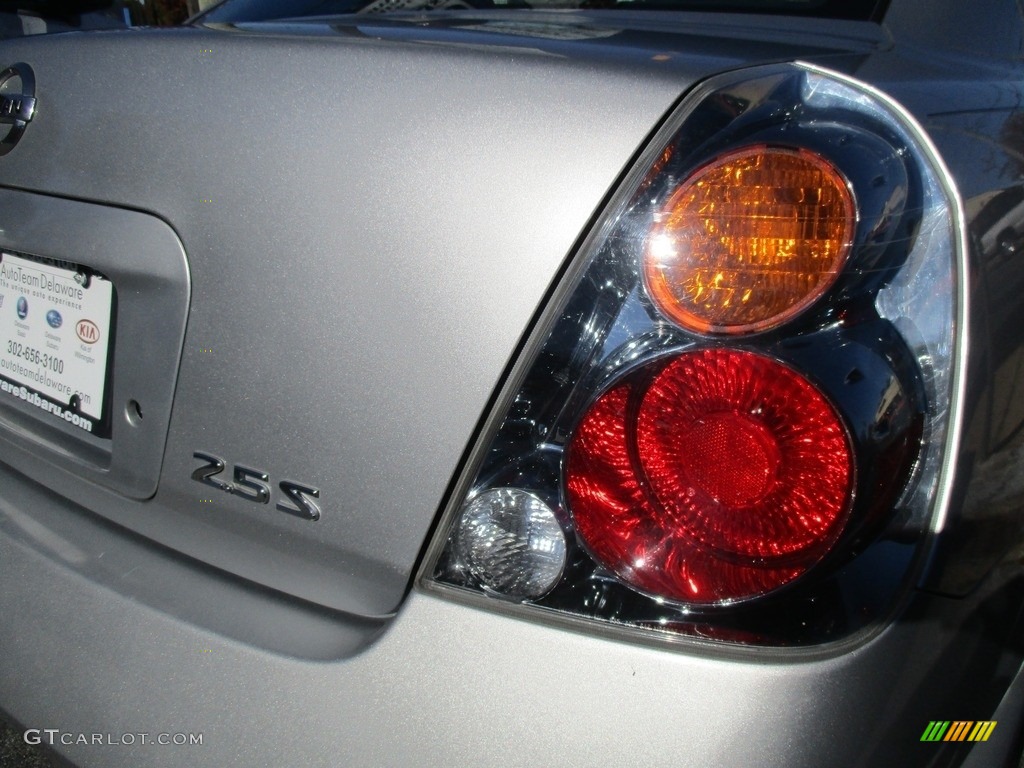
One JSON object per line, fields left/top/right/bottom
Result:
{"left": 454, "top": 488, "right": 566, "bottom": 600}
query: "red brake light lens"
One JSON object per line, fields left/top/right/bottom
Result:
{"left": 566, "top": 348, "right": 854, "bottom": 604}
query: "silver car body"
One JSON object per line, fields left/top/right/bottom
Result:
{"left": 1, "top": 1, "right": 1024, "bottom": 765}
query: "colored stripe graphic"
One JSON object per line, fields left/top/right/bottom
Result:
{"left": 921, "top": 722, "right": 950, "bottom": 742}
{"left": 967, "top": 722, "right": 997, "bottom": 742}
{"left": 921, "top": 721, "right": 997, "bottom": 742}
{"left": 945, "top": 721, "right": 973, "bottom": 741}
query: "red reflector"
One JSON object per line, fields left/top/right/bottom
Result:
{"left": 565, "top": 348, "right": 854, "bottom": 604}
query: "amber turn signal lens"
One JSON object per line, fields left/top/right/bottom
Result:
{"left": 643, "top": 146, "right": 854, "bottom": 334}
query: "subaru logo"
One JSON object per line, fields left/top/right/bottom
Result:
{"left": 46, "top": 309, "right": 62, "bottom": 328}
{"left": 16, "top": 296, "right": 27, "bottom": 319}
{"left": 0, "top": 63, "right": 35, "bottom": 156}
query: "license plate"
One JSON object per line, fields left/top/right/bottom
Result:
{"left": 0, "top": 252, "right": 114, "bottom": 436}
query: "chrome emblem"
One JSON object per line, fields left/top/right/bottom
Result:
{"left": 0, "top": 63, "right": 35, "bottom": 156}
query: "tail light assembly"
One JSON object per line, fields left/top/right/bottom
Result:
{"left": 423, "top": 62, "right": 965, "bottom": 647}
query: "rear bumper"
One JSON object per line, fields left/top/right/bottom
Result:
{"left": 1, "top": 462, "right": 1021, "bottom": 768}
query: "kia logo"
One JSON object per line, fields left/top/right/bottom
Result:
{"left": 76, "top": 319, "right": 99, "bottom": 344}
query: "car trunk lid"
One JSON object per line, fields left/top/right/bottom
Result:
{"left": 0, "top": 19, "right": 880, "bottom": 617}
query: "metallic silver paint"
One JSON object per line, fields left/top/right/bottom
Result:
{"left": 0, "top": 29, "right": 698, "bottom": 616}
{"left": 0, "top": 7, "right": 1022, "bottom": 768}
{"left": 0, "top": 498, "right": 1016, "bottom": 767}
{"left": 0, "top": 189, "right": 189, "bottom": 499}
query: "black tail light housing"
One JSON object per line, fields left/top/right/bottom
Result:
{"left": 422, "top": 63, "right": 965, "bottom": 647}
